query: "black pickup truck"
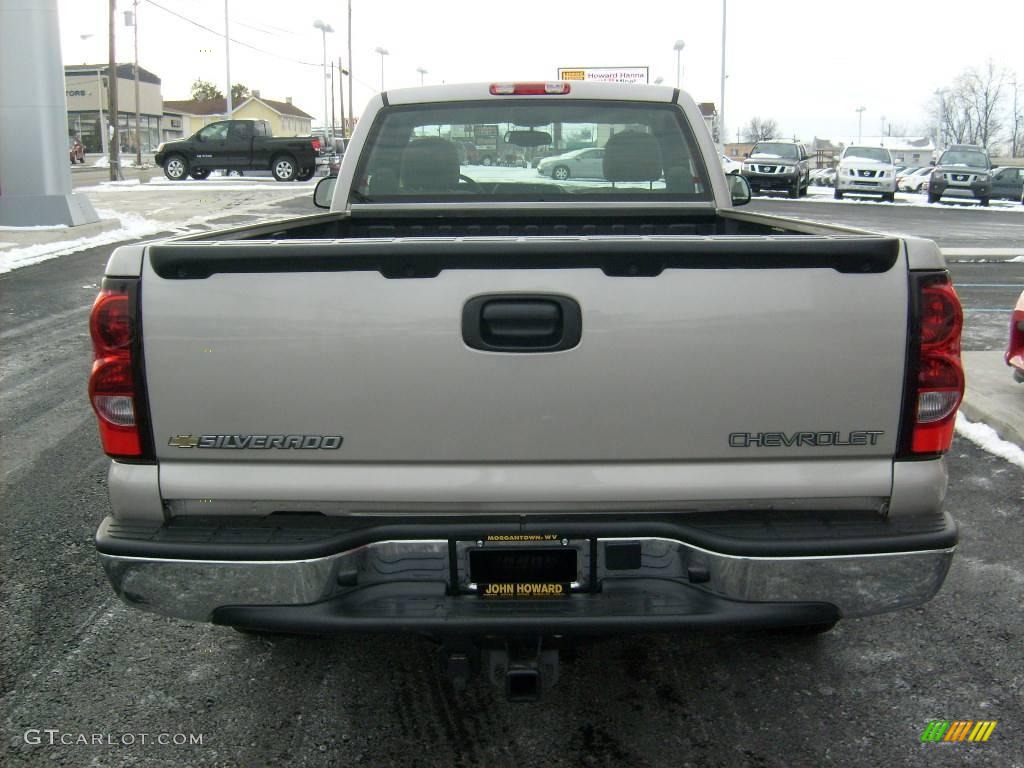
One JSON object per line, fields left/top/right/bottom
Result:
{"left": 155, "top": 119, "right": 321, "bottom": 182}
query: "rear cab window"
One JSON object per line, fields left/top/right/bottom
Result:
{"left": 351, "top": 100, "right": 713, "bottom": 204}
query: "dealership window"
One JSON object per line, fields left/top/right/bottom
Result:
{"left": 113, "top": 113, "right": 161, "bottom": 153}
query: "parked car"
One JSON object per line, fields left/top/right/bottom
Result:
{"left": 819, "top": 167, "right": 836, "bottom": 187}
{"left": 898, "top": 167, "right": 932, "bottom": 193}
{"left": 926, "top": 144, "right": 992, "bottom": 206}
{"left": 1008, "top": 289, "right": 1024, "bottom": 383}
{"left": 740, "top": 140, "right": 812, "bottom": 198}
{"left": 69, "top": 137, "right": 85, "bottom": 164}
{"left": 720, "top": 154, "right": 743, "bottom": 174}
{"left": 155, "top": 119, "right": 321, "bottom": 182}
{"left": 834, "top": 145, "right": 897, "bottom": 202}
{"left": 990, "top": 166, "right": 1024, "bottom": 202}
{"left": 537, "top": 147, "right": 605, "bottom": 180}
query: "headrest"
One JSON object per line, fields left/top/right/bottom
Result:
{"left": 602, "top": 131, "right": 663, "bottom": 182}
{"left": 400, "top": 138, "right": 460, "bottom": 191}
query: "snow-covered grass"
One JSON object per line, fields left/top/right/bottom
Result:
{"left": 955, "top": 413, "right": 1024, "bottom": 470}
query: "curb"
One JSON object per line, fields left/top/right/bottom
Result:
{"left": 959, "top": 400, "right": 1024, "bottom": 449}
{"left": 942, "top": 248, "right": 1024, "bottom": 263}
{"left": 959, "top": 351, "right": 1024, "bottom": 448}
{"left": 0, "top": 217, "right": 122, "bottom": 248}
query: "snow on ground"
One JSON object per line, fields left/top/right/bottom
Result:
{"left": 800, "top": 185, "right": 1024, "bottom": 211}
{"left": 955, "top": 413, "right": 1024, "bottom": 470}
{"left": 77, "top": 176, "right": 317, "bottom": 193}
{"left": 0, "top": 210, "right": 167, "bottom": 274}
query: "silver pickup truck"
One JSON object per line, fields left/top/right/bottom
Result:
{"left": 90, "top": 82, "right": 964, "bottom": 699}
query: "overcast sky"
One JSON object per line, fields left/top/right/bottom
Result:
{"left": 57, "top": 0, "right": 1023, "bottom": 142}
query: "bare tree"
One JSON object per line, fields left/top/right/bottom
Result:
{"left": 743, "top": 117, "right": 780, "bottom": 142}
{"left": 930, "top": 61, "right": 1009, "bottom": 150}
{"left": 1011, "top": 78, "right": 1023, "bottom": 157}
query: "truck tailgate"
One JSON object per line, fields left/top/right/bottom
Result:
{"left": 140, "top": 237, "right": 907, "bottom": 504}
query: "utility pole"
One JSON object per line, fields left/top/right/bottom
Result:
{"left": 131, "top": 0, "right": 141, "bottom": 166}
{"left": 855, "top": 105, "right": 866, "bottom": 144}
{"left": 329, "top": 65, "right": 336, "bottom": 138}
{"left": 338, "top": 57, "right": 346, "bottom": 140}
{"left": 346, "top": 0, "right": 353, "bottom": 137}
{"left": 224, "top": 0, "right": 232, "bottom": 118}
{"left": 108, "top": 0, "right": 122, "bottom": 180}
{"left": 719, "top": 0, "right": 726, "bottom": 151}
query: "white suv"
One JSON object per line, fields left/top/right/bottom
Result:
{"left": 835, "top": 146, "right": 897, "bottom": 202}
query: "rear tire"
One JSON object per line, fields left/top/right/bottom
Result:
{"left": 927, "top": 192, "right": 940, "bottom": 204}
{"left": 295, "top": 167, "right": 315, "bottom": 182}
{"left": 884, "top": 192, "right": 895, "bottom": 203}
{"left": 834, "top": 188, "right": 843, "bottom": 200}
{"left": 163, "top": 154, "right": 188, "bottom": 181}
{"left": 271, "top": 155, "right": 297, "bottom": 182}
{"left": 189, "top": 168, "right": 211, "bottom": 180}
{"left": 979, "top": 197, "right": 990, "bottom": 207}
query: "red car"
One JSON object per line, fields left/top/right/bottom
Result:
{"left": 1007, "top": 289, "right": 1024, "bottom": 383}
{"left": 69, "top": 137, "right": 85, "bottom": 164}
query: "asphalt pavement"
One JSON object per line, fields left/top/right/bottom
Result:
{"left": 1, "top": 184, "right": 1022, "bottom": 767}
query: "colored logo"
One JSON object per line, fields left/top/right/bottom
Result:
{"left": 920, "top": 721, "right": 997, "bottom": 742}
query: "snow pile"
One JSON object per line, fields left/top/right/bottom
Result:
{"left": 955, "top": 413, "right": 1024, "bottom": 470}
{"left": 1010, "top": 255, "right": 1024, "bottom": 263}
{"left": 91, "top": 156, "right": 149, "bottom": 169}
{"left": 0, "top": 210, "right": 166, "bottom": 274}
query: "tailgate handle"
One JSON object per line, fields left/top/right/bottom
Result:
{"left": 463, "top": 294, "right": 582, "bottom": 352}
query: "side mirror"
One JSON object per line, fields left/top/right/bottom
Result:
{"left": 196, "top": 134, "right": 205, "bottom": 143}
{"left": 743, "top": 153, "right": 749, "bottom": 158}
{"left": 314, "top": 176, "right": 337, "bottom": 209}
{"left": 930, "top": 159, "right": 936, "bottom": 165}
{"left": 728, "top": 174, "right": 752, "bottom": 206}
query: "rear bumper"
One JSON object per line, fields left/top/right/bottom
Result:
{"left": 97, "top": 511, "right": 957, "bottom": 631}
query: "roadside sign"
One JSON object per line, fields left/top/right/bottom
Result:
{"left": 557, "top": 67, "right": 649, "bottom": 84}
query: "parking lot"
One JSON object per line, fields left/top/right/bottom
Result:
{"left": 2, "top": 181, "right": 1022, "bottom": 767}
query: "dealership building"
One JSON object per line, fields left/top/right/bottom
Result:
{"left": 64, "top": 63, "right": 163, "bottom": 154}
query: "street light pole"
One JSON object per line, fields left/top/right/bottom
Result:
{"left": 130, "top": 0, "right": 141, "bottom": 166}
{"left": 338, "top": 58, "right": 347, "bottom": 140}
{"left": 313, "top": 20, "right": 334, "bottom": 137}
{"left": 224, "top": 0, "right": 232, "bottom": 118}
{"left": 855, "top": 105, "right": 866, "bottom": 144}
{"left": 416, "top": 66, "right": 428, "bottom": 86}
{"left": 374, "top": 46, "right": 389, "bottom": 91}
{"left": 80, "top": 34, "right": 109, "bottom": 156}
{"left": 673, "top": 39, "right": 685, "bottom": 88}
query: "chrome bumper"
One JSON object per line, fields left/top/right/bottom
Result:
{"left": 100, "top": 537, "right": 955, "bottom": 623}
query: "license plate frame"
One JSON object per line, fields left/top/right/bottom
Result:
{"left": 454, "top": 536, "right": 591, "bottom": 596}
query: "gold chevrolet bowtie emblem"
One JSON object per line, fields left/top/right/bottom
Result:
{"left": 168, "top": 434, "right": 200, "bottom": 448}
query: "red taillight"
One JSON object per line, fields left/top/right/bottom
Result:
{"left": 907, "top": 275, "right": 964, "bottom": 454}
{"left": 489, "top": 82, "right": 571, "bottom": 96}
{"left": 311, "top": 137, "right": 322, "bottom": 152}
{"left": 89, "top": 283, "right": 147, "bottom": 459}
{"left": 1007, "top": 308, "right": 1024, "bottom": 370}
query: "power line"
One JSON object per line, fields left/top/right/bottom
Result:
{"left": 142, "top": 0, "right": 382, "bottom": 98}
{"left": 143, "top": 0, "right": 319, "bottom": 66}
